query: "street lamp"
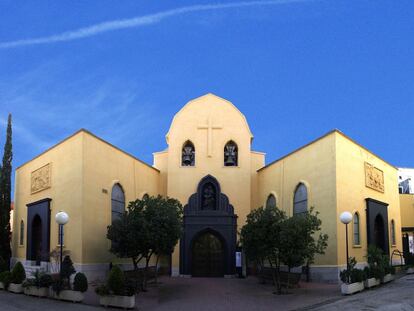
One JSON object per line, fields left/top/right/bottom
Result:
{"left": 340, "top": 211, "right": 353, "bottom": 282}
{"left": 55, "top": 211, "right": 69, "bottom": 275}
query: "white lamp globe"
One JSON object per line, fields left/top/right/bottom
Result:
{"left": 340, "top": 211, "right": 352, "bottom": 224}
{"left": 55, "top": 211, "right": 69, "bottom": 225}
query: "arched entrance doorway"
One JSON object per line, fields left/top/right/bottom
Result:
{"left": 374, "top": 214, "right": 386, "bottom": 253}
{"left": 31, "top": 215, "right": 42, "bottom": 265}
{"left": 192, "top": 231, "right": 224, "bottom": 277}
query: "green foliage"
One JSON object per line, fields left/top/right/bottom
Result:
{"left": 366, "top": 245, "right": 395, "bottom": 280}
{"left": 73, "top": 272, "right": 88, "bottom": 292}
{"left": 0, "top": 271, "right": 11, "bottom": 288}
{"left": 107, "top": 195, "right": 183, "bottom": 291}
{"left": 0, "top": 257, "right": 7, "bottom": 272}
{"left": 23, "top": 270, "right": 53, "bottom": 288}
{"left": 96, "top": 265, "right": 136, "bottom": 296}
{"left": 11, "top": 261, "right": 26, "bottom": 284}
{"left": 108, "top": 265, "right": 126, "bottom": 296}
{"left": 280, "top": 208, "right": 329, "bottom": 271}
{"left": 339, "top": 257, "right": 365, "bottom": 284}
{"left": 61, "top": 256, "right": 75, "bottom": 280}
{"left": 0, "top": 114, "right": 12, "bottom": 265}
{"left": 241, "top": 205, "right": 328, "bottom": 294}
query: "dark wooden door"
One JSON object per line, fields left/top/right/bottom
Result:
{"left": 192, "top": 232, "right": 224, "bottom": 277}
{"left": 31, "top": 215, "right": 42, "bottom": 265}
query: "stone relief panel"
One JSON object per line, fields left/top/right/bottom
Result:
{"left": 31, "top": 163, "right": 51, "bottom": 194}
{"left": 365, "top": 162, "right": 384, "bottom": 193}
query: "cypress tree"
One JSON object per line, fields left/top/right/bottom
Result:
{"left": 0, "top": 114, "right": 12, "bottom": 266}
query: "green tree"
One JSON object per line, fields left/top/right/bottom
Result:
{"left": 107, "top": 195, "right": 183, "bottom": 291}
{"left": 280, "top": 208, "right": 328, "bottom": 289}
{"left": 144, "top": 195, "right": 183, "bottom": 285}
{"left": 241, "top": 205, "right": 286, "bottom": 294}
{"left": 0, "top": 114, "right": 12, "bottom": 266}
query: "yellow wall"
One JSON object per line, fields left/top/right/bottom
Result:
{"left": 12, "top": 132, "right": 84, "bottom": 263}
{"left": 12, "top": 130, "right": 160, "bottom": 269}
{"left": 400, "top": 194, "right": 414, "bottom": 228}
{"left": 335, "top": 132, "right": 402, "bottom": 265}
{"left": 257, "top": 132, "right": 337, "bottom": 266}
{"left": 154, "top": 94, "right": 264, "bottom": 271}
{"left": 81, "top": 131, "right": 160, "bottom": 265}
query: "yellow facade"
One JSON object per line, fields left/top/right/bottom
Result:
{"left": 12, "top": 93, "right": 405, "bottom": 282}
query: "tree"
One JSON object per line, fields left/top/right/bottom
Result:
{"left": 107, "top": 195, "right": 183, "bottom": 291}
{"left": 279, "top": 208, "right": 328, "bottom": 289}
{"left": 241, "top": 205, "right": 328, "bottom": 294}
{"left": 144, "top": 195, "right": 183, "bottom": 285}
{"left": 241, "top": 205, "right": 286, "bottom": 294}
{"left": 0, "top": 114, "right": 12, "bottom": 266}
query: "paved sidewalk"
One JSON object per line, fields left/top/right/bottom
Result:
{"left": 300, "top": 275, "right": 414, "bottom": 311}
{"left": 1, "top": 275, "right": 413, "bottom": 311}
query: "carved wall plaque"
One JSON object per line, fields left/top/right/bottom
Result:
{"left": 31, "top": 163, "right": 51, "bottom": 194}
{"left": 365, "top": 162, "right": 384, "bottom": 193}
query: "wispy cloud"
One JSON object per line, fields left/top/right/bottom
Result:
{"left": 0, "top": 0, "right": 314, "bottom": 49}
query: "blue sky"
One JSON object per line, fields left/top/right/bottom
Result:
{"left": 0, "top": 0, "right": 413, "bottom": 192}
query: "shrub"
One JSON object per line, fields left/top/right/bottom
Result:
{"left": 0, "top": 257, "right": 7, "bottom": 272}
{"left": 61, "top": 256, "right": 75, "bottom": 280}
{"left": 23, "top": 270, "right": 52, "bottom": 288}
{"left": 73, "top": 272, "right": 88, "bottom": 292}
{"left": 40, "top": 274, "right": 53, "bottom": 287}
{"left": 339, "top": 257, "right": 365, "bottom": 284}
{"left": 108, "top": 266, "right": 125, "bottom": 296}
{"left": 11, "top": 262, "right": 26, "bottom": 284}
{"left": 0, "top": 271, "right": 11, "bottom": 288}
{"left": 96, "top": 265, "right": 137, "bottom": 297}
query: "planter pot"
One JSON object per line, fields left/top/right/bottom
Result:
{"left": 364, "top": 278, "right": 380, "bottom": 288}
{"left": 24, "top": 286, "right": 49, "bottom": 297}
{"left": 8, "top": 283, "right": 23, "bottom": 294}
{"left": 382, "top": 274, "right": 394, "bottom": 283}
{"left": 341, "top": 282, "right": 364, "bottom": 295}
{"left": 99, "top": 295, "right": 136, "bottom": 309}
{"left": 0, "top": 282, "right": 4, "bottom": 290}
{"left": 406, "top": 268, "right": 414, "bottom": 274}
{"left": 53, "top": 290, "right": 84, "bottom": 302}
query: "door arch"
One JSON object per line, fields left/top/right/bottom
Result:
{"left": 374, "top": 214, "right": 386, "bottom": 253}
{"left": 31, "top": 215, "right": 43, "bottom": 265}
{"left": 191, "top": 230, "right": 225, "bottom": 277}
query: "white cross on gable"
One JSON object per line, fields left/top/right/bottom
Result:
{"left": 197, "top": 116, "right": 222, "bottom": 157}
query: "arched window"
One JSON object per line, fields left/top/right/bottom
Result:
{"left": 266, "top": 194, "right": 276, "bottom": 209}
{"left": 111, "top": 184, "right": 125, "bottom": 223}
{"left": 353, "top": 213, "right": 360, "bottom": 245}
{"left": 19, "top": 220, "right": 24, "bottom": 246}
{"left": 224, "top": 141, "right": 238, "bottom": 166}
{"left": 293, "top": 183, "right": 308, "bottom": 214}
{"left": 390, "top": 219, "right": 396, "bottom": 245}
{"left": 182, "top": 140, "right": 195, "bottom": 166}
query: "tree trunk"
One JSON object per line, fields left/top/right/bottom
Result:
{"left": 154, "top": 255, "right": 160, "bottom": 285}
{"left": 142, "top": 257, "right": 150, "bottom": 292}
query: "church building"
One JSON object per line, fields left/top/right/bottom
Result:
{"left": 11, "top": 94, "right": 404, "bottom": 282}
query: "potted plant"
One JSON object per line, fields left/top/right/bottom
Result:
{"left": 52, "top": 256, "right": 87, "bottom": 302}
{"left": 363, "top": 266, "right": 380, "bottom": 288}
{"left": 96, "top": 265, "right": 136, "bottom": 309}
{"left": 364, "top": 245, "right": 382, "bottom": 288}
{"left": 340, "top": 257, "right": 365, "bottom": 295}
{"left": 8, "top": 262, "right": 26, "bottom": 294}
{"left": 23, "top": 270, "right": 53, "bottom": 297}
{"left": 0, "top": 271, "right": 11, "bottom": 290}
{"left": 382, "top": 256, "right": 395, "bottom": 283}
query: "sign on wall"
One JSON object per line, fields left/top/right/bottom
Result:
{"left": 365, "top": 162, "right": 384, "bottom": 193}
{"left": 31, "top": 163, "right": 51, "bottom": 194}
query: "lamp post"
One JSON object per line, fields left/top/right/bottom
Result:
{"left": 55, "top": 211, "right": 69, "bottom": 275}
{"left": 340, "top": 211, "right": 353, "bottom": 282}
